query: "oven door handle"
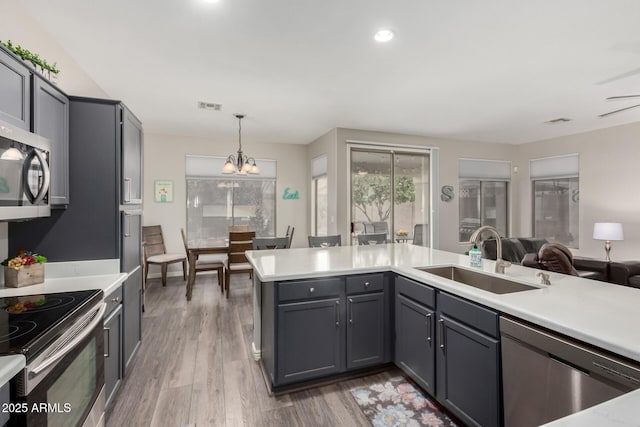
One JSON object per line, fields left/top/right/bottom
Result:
{"left": 30, "top": 303, "right": 107, "bottom": 377}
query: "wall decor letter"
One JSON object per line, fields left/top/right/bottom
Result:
{"left": 440, "top": 185, "right": 454, "bottom": 202}
{"left": 282, "top": 187, "right": 300, "bottom": 200}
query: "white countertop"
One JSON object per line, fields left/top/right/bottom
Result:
{"left": 0, "top": 355, "right": 25, "bottom": 386}
{"left": 247, "top": 244, "right": 640, "bottom": 362}
{"left": 246, "top": 243, "right": 640, "bottom": 426}
{"left": 0, "top": 259, "right": 128, "bottom": 299}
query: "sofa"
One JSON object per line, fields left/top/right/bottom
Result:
{"left": 609, "top": 262, "right": 640, "bottom": 289}
{"left": 481, "top": 237, "right": 609, "bottom": 282}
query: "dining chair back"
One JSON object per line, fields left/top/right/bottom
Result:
{"left": 224, "top": 230, "right": 256, "bottom": 298}
{"left": 358, "top": 233, "right": 387, "bottom": 245}
{"left": 413, "top": 224, "right": 429, "bottom": 247}
{"left": 308, "top": 235, "right": 342, "bottom": 247}
{"left": 286, "top": 226, "right": 295, "bottom": 247}
{"left": 143, "top": 225, "right": 187, "bottom": 287}
{"left": 180, "top": 228, "right": 226, "bottom": 291}
{"left": 252, "top": 236, "right": 290, "bottom": 250}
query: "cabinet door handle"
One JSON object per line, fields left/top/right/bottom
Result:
{"left": 426, "top": 313, "right": 432, "bottom": 342}
{"left": 335, "top": 300, "right": 340, "bottom": 327}
{"left": 104, "top": 327, "right": 110, "bottom": 358}
{"left": 309, "top": 287, "right": 315, "bottom": 293}
{"left": 364, "top": 281, "right": 370, "bottom": 288}
{"left": 111, "top": 297, "right": 120, "bottom": 303}
{"left": 125, "top": 215, "right": 131, "bottom": 237}
{"left": 438, "top": 319, "right": 445, "bottom": 349}
{"left": 124, "top": 177, "right": 132, "bottom": 203}
{"left": 349, "top": 298, "right": 354, "bottom": 324}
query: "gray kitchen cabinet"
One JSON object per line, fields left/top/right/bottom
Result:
{"left": 264, "top": 273, "right": 391, "bottom": 389}
{"left": 121, "top": 107, "right": 143, "bottom": 205}
{"left": 346, "top": 273, "right": 388, "bottom": 370}
{"left": 394, "top": 275, "right": 502, "bottom": 427}
{"left": 123, "top": 266, "right": 143, "bottom": 376}
{"left": 9, "top": 97, "right": 144, "bottom": 268}
{"left": 436, "top": 292, "right": 501, "bottom": 427}
{"left": 394, "top": 276, "right": 436, "bottom": 394}
{"left": 276, "top": 296, "right": 344, "bottom": 385}
{"left": 104, "top": 299, "right": 123, "bottom": 409}
{"left": 32, "top": 76, "right": 69, "bottom": 206}
{"left": 0, "top": 46, "right": 30, "bottom": 130}
{"left": 121, "top": 210, "right": 142, "bottom": 273}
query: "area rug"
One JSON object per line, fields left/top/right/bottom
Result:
{"left": 350, "top": 376, "right": 458, "bottom": 427}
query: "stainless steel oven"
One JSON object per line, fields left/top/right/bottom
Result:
{"left": 0, "top": 119, "right": 51, "bottom": 221}
{"left": 3, "top": 292, "right": 106, "bottom": 427}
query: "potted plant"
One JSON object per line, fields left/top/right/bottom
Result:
{"left": 2, "top": 250, "right": 47, "bottom": 287}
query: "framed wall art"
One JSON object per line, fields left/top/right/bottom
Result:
{"left": 154, "top": 180, "right": 173, "bottom": 203}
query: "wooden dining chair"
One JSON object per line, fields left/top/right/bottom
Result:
{"left": 143, "top": 225, "right": 187, "bottom": 287}
{"left": 358, "top": 232, "right": 387, "bottom": 245}
{"left": 180, "top": 228, "right": 226, "bottom": 291}
{"left": 252, "top": 236, "right": 290, "bottom": 250}
{"left": 224, "top": 230, "right": 255, "bottom": 298}
{"left": 308, "top": 235, "right": 342, "bottom": 247}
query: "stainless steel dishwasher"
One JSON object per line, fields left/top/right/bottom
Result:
{"left": 500, "top": 316, "right": 640, "bottom": 427}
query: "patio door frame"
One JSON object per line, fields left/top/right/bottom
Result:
{"left": 346, "top": 141, "right": 437, "bottom": 247}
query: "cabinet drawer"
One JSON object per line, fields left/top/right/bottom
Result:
{"left": 104, "top": 285, "right": 123, "bottom": 315}
{"left": 278, "top": 277, "right": 344, "bottom": 302}
{"left": 438, "top": 292, "right": 499, "bottom": 338}
{"left": 396, "top": 276, "right": 435, "bottom": 308}
{"left": 346, "top": 273, "right": 384, "bottom": 294}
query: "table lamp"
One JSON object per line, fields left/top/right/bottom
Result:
{"left": 593, "top": 222, "right": 624, "bottom": 261}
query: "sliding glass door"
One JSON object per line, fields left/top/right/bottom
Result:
{"left": 350, "top": 147, "right": 430, "bottom": 245}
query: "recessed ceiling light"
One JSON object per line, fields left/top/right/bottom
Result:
{"left": 374, "top": 29, "right": 394, "bottom": 43}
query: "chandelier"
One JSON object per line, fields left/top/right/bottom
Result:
{"left": 222, "top": 114, "right": 259, "bottom": 175}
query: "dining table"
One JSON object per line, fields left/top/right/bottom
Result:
{"left": 185, "top": 238, "right": 229, "bottom": 300}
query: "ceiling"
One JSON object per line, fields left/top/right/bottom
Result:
{"left": 19, "top": 0, "right": 640, "bottom": 145}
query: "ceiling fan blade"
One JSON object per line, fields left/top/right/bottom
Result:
{"left": 598, "top": 103, "right": 640, "bottom": 118}
{"left": 596, "top": 67, "right": 640, "bottom": 85}
{"left": 606, "top": 95, "right": 640, "bottom": 101}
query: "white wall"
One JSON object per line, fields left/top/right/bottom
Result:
{"left": 515, "top": 122, "right": 640, "bottom": 260}
{"left": 143, "top": 133, "right": 308, "bottom": 273}
{"left": 0, "top": 0, "right": 108, "bottom": 98}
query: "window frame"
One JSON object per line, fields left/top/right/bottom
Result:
{"left": 458, "top": 179, "right": 510, "bottom": 243}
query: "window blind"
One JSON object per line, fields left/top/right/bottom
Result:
{"left": 311, "top": 155, "right": 327, "bottom": 179}
{"left": 458, "top": 159, "right": 511, "bottom": 181}
{"left": 530, "top": 154, "right": 579, "bottom": 179}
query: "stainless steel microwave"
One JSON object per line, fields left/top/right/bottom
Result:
{"left": 0, "top": 120, "right": 51, "bottom": 220}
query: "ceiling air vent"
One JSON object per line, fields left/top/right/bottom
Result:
{"left": 545, "top": 118, "right": 572, "bottom": 124}
{"left": 198, "top": 102, "right": 222, "bottom": 111}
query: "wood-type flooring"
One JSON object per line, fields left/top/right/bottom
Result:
{"left": 106, "top": 273, "right": 400, "bottom": 426}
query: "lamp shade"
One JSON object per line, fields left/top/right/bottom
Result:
{"left": 593, "top": 222, "right": 624, "bottom": 241}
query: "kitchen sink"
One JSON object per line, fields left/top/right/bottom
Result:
{"left": 417, "top": 266, "right": 538, "bottom": 294}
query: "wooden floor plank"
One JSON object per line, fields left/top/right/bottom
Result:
{"left": 107, "top": 273, "right": 398, "bottom": 427}
{"left": 149, "top": 385, "right": 192, "bottom": 427}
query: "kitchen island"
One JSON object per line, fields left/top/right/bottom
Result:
{"left": 246, "top": 243, "right": 640, "bottom": 426}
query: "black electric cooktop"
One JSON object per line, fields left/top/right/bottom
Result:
{"left": 0, "top": 289, "right": 103, "bottom": 361}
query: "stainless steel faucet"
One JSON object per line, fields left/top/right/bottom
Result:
{"left": 469, "top": 225, "right": 511, "bottom": 274}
